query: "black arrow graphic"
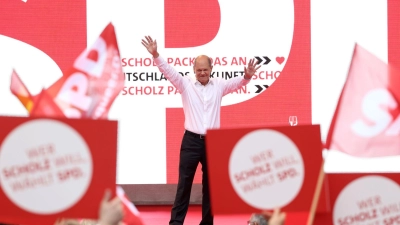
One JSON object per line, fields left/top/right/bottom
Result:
{"left": 262, "top": 56, "right": 271, "bottom": 65}
{"left": 255, "top": 56, "right": 263, "bottom": 65}
{"left": 255, "top": 56, "right": 271, "bottom": 65}
{"left": 255, "top": 85, "right": 269, "bottom": 93}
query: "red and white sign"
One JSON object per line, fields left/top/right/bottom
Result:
{"left": 326, "top": 44, "right": 400, "bottom": 157}
{"left": 206, "top": 125, "right": 323, "bottom": 214}
{"left": 0, "top": 116, "right": 118, "bottom": 225}
{"left": 315, "top": 173, "right": 400, "bottom": 225}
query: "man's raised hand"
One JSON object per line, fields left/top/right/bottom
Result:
{"left": 141, "top": 36, "right": 159, "bottom": 58}
{"left": 244, "top": 58, "right": 261, "bottom": 80}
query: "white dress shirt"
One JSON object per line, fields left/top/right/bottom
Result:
{"left": 154, "top": 56, "right": 250, "bottom": 134}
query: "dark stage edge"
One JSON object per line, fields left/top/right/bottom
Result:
{"left": 119, "top": 184, "right": 203, "bottom": 205}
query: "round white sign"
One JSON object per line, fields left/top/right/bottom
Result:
{"left": 0, "top": 119, "right": 93, "bottom": 214}
{"left": 333, "top": 175, "right": 400, "bottom": 225}
{"left": 229, "top": 129, "right": 304, "bottom": 209}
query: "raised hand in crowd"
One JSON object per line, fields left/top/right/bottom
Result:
{"left": 98, "top": 189, "right": 124, "bottom": 225}
{"left": 53, "top": 189, "right": 124, "bottom": 225}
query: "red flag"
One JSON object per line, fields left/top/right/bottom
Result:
{"left": 30, "top": 89, "right": 66, "bottom": 117}
{"left": 116, "top": 186, "right": 144, "bottom": 225}
{"left": 47, "top": 23, "right": 124, "bottom": 119}
{"left": 326, "top": 44, "right": 400, "bottom": 157}
{"left": 10, "top": 23, "right": 124, "bottom": 119}
{"left": 10, "top": 69, "right": 34, "bottom": 112}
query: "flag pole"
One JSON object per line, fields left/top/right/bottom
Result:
{"left": 306, "top": 160, "right": 325, "bottom": 225}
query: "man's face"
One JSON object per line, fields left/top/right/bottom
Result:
{"left": 194, "top": 56, "right": 213, "bottom": 85}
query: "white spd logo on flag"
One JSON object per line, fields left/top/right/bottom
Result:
{"left": 326, "top": 44, "right": 400, "bottom": 157}
{"left": 10, "top": 23, "right": 124, "bottom": 120}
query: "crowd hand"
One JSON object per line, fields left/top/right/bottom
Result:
{"left": 98, "top": 189, "right": 124, "bottom": 225}
{"left": 244, "top": 58, "right": 261, "bottom": 79}
{"left": 262, "top": 208, "right": 286, "bottom": 225}
{"left": 54, "top": 219, "right": 100, "bottom": 225}
{"left": 53, "top": 218, "right": 81, "bottom": 225}
{"left": 141, "top": 36, "right": 159, "bottom": 58}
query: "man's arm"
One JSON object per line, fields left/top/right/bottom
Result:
{"left": 142, "top": 36, "right": 187, "bottom": 92}
{"left": 222, "top": 58, "right": 260, "bottom": 96}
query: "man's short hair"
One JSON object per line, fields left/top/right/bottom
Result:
{"left": 194, "top": 55, "right": 212, "bottom": 67}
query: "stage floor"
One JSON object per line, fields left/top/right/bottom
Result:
{"left": 136, "top": 205, "right": 316, "bottom": 225}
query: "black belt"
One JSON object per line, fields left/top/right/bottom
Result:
{"left": 185, "top": 130, "right": 205, "bottom": 139}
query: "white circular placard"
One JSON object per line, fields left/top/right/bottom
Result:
{"left": 333, "top": 175, "right": 400, "bottom": 225}
{"left": 229, "top": 129, "right": 304, "bottom": 209}
{"left": 0, "top": 119, "right": 93, "bottom": 214}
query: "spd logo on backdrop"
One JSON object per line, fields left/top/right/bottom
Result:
{"left": 0, "top": 0, "right": 312, "bottom": 184}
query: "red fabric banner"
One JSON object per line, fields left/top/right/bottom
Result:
{"left": 326, "top": 44, "right": 400, "bottom": 157}
{"left": 10, "top": 69, "right": 34, "bottom": 112}
{"left": 10, "top": 23, "right": 124, "bottom": 120}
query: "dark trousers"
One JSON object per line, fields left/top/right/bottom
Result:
{"left": 169, "top": 131, "right": 213, "bottom": 225}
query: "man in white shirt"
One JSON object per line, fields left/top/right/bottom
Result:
{"left": 142, "top": 36, "right": 260, "bottom": 225}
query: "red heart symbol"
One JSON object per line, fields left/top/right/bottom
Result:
{"left": 276, "top": 57, "right": 285, "bottom": 64}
